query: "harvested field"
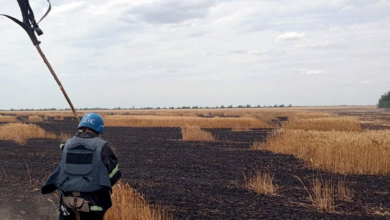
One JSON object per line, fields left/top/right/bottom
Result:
{"left": 104, "top": 115, "right": 272, "bottom": 129}
{"left": 0, "top": 107, "right": 389, "bottom": 219}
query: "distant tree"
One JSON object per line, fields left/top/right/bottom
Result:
{"left": 274, "top": 104, "right": 278, "bottom": 108}
{"left": 220, "top": 105, "right": 225, "bottom": 108}
{"left": 378, "top": 91, "right": 390, "bottom": 108}
{"left": 246, "top": 104, "right": 251, "bottom": 108}
{"left": 278, "top": 104, "right": 285, "bottom": 108}
{"left": 228, "top": 105, "right": 233, "bottom": 108}
{"left": 288, "top": 104, "right": 292, "bottom": 107}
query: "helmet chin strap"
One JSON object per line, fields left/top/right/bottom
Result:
{"left": 1, "top": 0, "right": 80, "bottom": 122}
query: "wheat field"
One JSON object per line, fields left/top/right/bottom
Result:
{"left": 0, "top": 123, "right": 57, "bottom": 145}
{"left": 252, "top": 117, "right": 390, "bottom": 175}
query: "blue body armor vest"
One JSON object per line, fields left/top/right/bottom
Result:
{"left": 42, "top": 137, "right": 112, "bottom": 194}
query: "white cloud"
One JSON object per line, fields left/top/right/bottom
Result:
{"left": 306, "top": 41, "right": 345, "bottom": 50}
{"left": 124, "top": 0, "right": 217, "bottom": 24}
{"left": 51, "top": 1, "right": 85, "bottom": 16}
{"left": 297, "top": 69, "right": 324, "bottom": 75}
{"left": 230, "top": 50, "right": 266, "bottom": 56}
{"left": 0, "top": 0, "right": 389, "bottom": 108}
{"left": 361, "top": 81, "right": 379, "bottom": 85}
{"left": 276, "top": 32, "right": 305, "bottom": 42}
{"left": 306, "top": 69, "right": 323, "bottom": 75}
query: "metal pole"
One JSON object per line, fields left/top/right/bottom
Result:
{"left": 35, "top": 44, "right": 80, "bottom": 122}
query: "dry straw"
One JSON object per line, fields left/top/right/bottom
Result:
{"left": 181, "top": 126, "right": 215, "bottom": 141}
{"left": 28, "top": 115, "right": 44, "bottom": 122}
{"left": 252, "top": 117, "right": 390, "bottom": 175}
{"left": 244, "top": 171, "right": 277, "bottom": 195}
{"left": 310, "top": 178, "right": 335, "bottom": 212}
{"left": 284, "top": 117, "right": 362, "bottom": 132}
{"left": 59, "top": 132, "right": 71, "bottom": 142}
{"left": 0, "top": 123, "right": 57, "bottom": 144}
{"left": 295, "top": 176, "right": 354, "bottom": 213}
{"left": 337, "top": 180, "right": 354, "bottom": 201}
{"left": 104, "top": 115, "right": 271, "bottom": 129}
{"left": 105, "top": 181, "right": 172, "bottom": 220}
{"left": 0, "top": 115, "right": 19, "bottom": 123}
{"left": 231, "top": 126, "right": 252, "bottom": 132}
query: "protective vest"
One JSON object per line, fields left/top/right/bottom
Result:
{"left": 42, "top": 137, "right": 112, "bottom": 194}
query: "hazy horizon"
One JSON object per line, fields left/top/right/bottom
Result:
{"left": 0, "top": 104, "right": 377, "bottom": 111}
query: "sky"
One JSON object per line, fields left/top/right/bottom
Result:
{"left": 0, "top": 0, "right": 389, "bottom": 109}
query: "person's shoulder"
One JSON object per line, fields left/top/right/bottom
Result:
{"left": 101, "top": 141, "right": 116, "bottom": 154}
{"left": 95, "top": 136, "right": 108, "bottom": 146}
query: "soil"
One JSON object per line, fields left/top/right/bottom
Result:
{"left": 0, "top": 118, "right": 389, "bottom": 219}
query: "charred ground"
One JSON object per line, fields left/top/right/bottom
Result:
{"left": 0, "top": 117, "right": 389, "bottom": 219}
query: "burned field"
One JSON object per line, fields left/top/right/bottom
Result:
{"left": 1, "top": 112, "right": 390, "bottom": 220}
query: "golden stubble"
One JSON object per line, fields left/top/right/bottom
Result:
{"left": 181, "top": 126, "right": 215, "bottom": 142}
{"left": 0, "top": 123, "right": 57, "bottom": 145}
{"left": 105, "top": 181, "right": 173, "bottom": 220}
{"left": 243, "top": 171, "right": 277, "bottom": 195}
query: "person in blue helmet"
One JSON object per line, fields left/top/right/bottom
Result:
{"left": 42, "top": 113, "right": 121, "bottom": 220}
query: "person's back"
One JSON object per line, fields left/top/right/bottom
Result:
{"left": 42, "top": 113, "right": 122, "bottom": 220}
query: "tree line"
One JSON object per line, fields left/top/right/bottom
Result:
{"left": 1, "top": 104, "right": 294, "bottom": 111}
{"left": 378, "top": 91, "right": 390, "bottom": 108}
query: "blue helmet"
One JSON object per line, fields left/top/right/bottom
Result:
{"left": 78, "top": 113, "right": 104, "bottom": 134}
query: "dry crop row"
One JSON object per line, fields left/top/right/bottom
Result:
{"left": 104, "top": 115, "right": 271, "bottom": 129}
{"left": 28, "top": 115, "right": 44, "bottom": 122}
{"left": 252, "top": 117, "right": 390, "bottom": 175}
{"left": 0, "top": 123, "right": 57, "bottom": 144}
{"left": 0, "top": 115, "right": 19, "bottom": 123}
{"left": 284, "top": 117, "right": 362, "bottom": 132}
